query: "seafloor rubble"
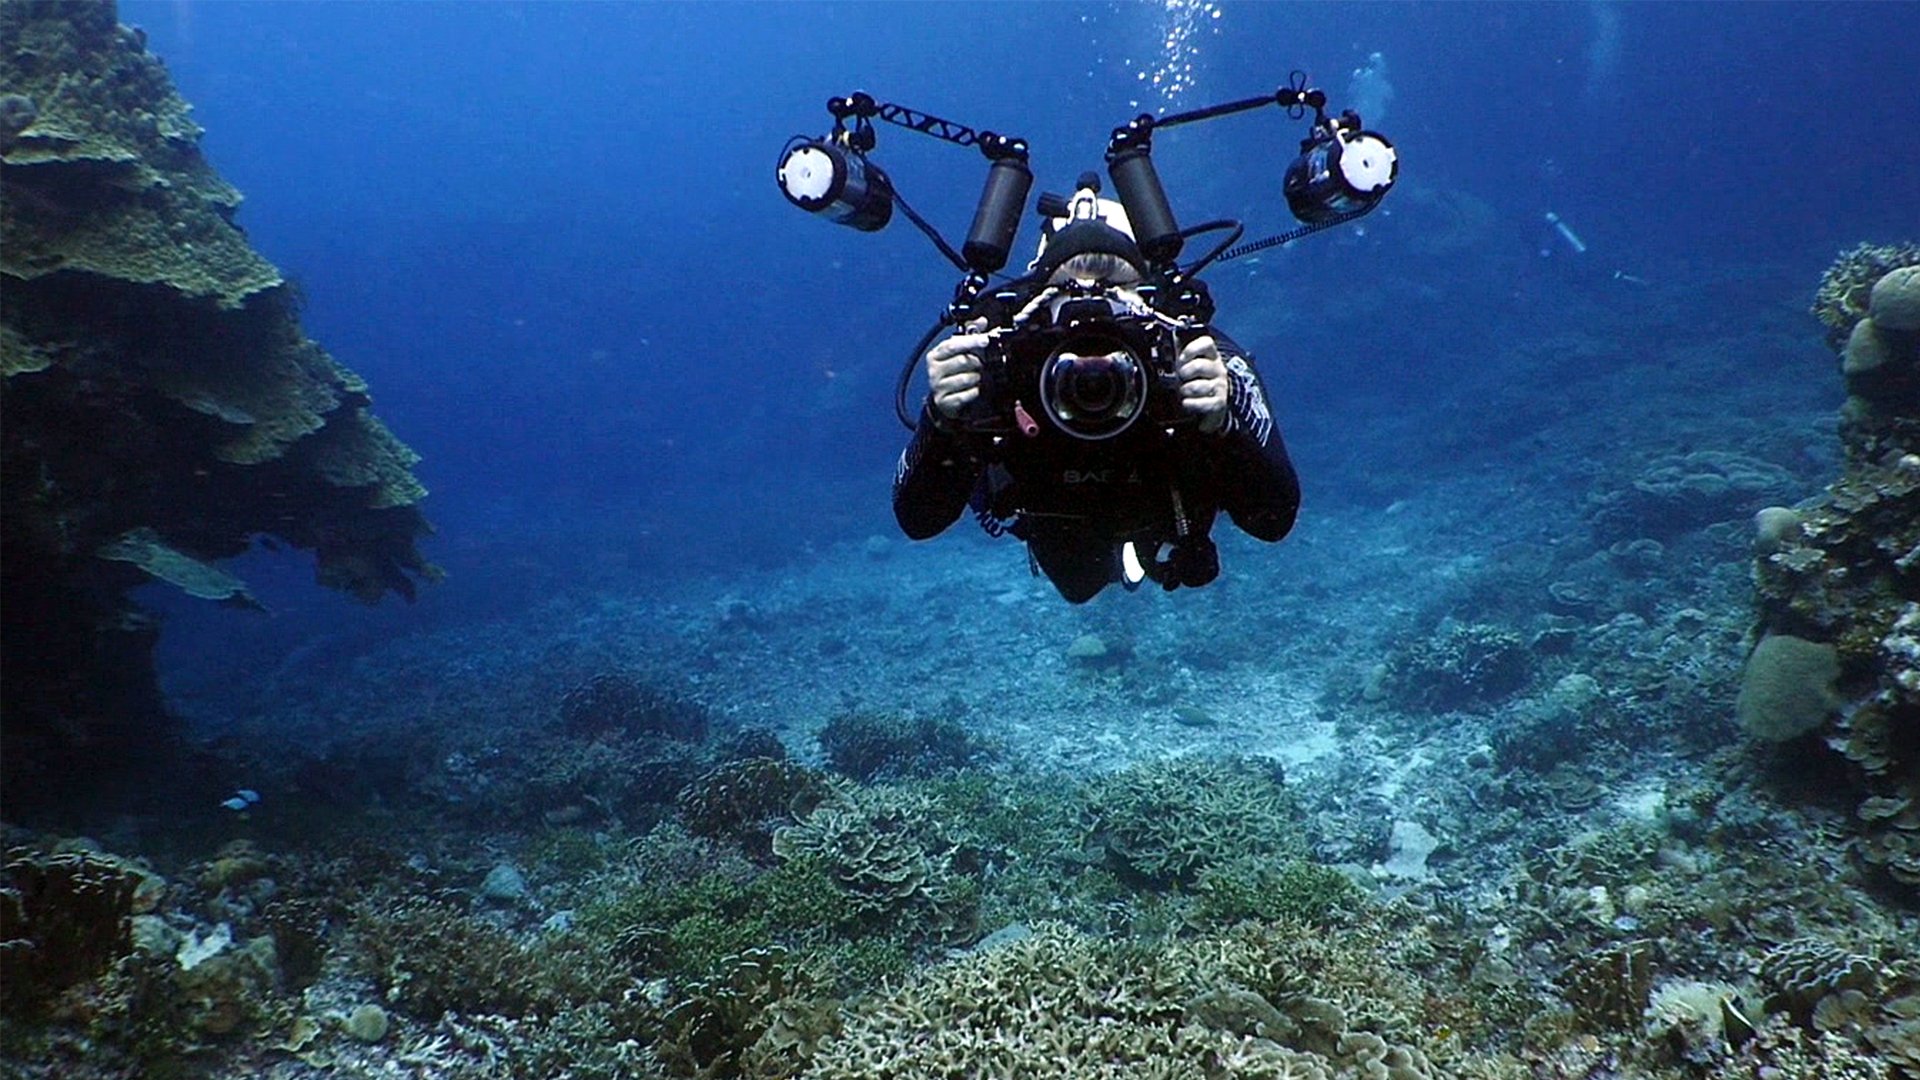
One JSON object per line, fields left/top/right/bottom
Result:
{"left": 0, "top": 0, "right": 437, "bottom": 813}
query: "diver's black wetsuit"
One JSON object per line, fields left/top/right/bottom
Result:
{"left": 892, "top": 332, "right": 1300, "bottom": 602}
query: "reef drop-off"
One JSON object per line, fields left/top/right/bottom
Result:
{"left": 0, "top": 0, "right": 438, "bottom": 815}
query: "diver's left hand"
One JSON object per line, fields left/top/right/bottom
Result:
{"left": 1177, "top": 336, "right": 1229, "bottom": 433}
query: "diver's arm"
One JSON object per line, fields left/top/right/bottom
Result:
{"left": 1206, "top": 338, "right": 1301, "bottom": 542}
{"left": 892, "top": 405, "right": 983, "bottom": 540}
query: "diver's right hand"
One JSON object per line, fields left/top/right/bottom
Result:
{"left": 926, "top": 327, "right": 989, "bottom": 420}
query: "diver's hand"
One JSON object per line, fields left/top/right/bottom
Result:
{"left": 1177, "top": 335, "right": 1230, "bottom": 433}
{"left": 927, "top": 325, "right": 989, "bottom": 421}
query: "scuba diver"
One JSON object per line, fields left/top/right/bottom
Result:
{"left": 778, "top": 78, "right": 1395, "bottom": 602}
{"left": 892, "top": 178, "right": 1300, "bottom": 602}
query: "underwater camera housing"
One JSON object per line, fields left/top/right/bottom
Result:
{"left": 774, "top": 73, "right": 1397, "bottom": 435}
{"left": 978, "top": 285, "right": 1184, "bottom": 442}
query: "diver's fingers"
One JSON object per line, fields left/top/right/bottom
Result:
{"left": 928, "top": 333, "right": 991, "bottom": 365}
{"left": 1178, "top": 335, "right": 1220, "bottom": 364}
{"left": 933, "top": 384, "right": 980, "bottom": 419}
{"left": 928, "top": 354, "right": 982, "bottom": 386}
{"left": 932, "top": 368, "right": 981, "bottom": 395}
{"left": 1179, "top": 376, "right": 1227, "bottom": 401}
{"left": 1178, "top": 357, "right": 1226, "bottom": 386}
{"left": 1177, "top": 349, "right": 1225, "bottom": 381}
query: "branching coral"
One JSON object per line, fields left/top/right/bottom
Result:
{"left": 1383, "top": 623, "right": 1535, "bottom": 713}
{"left": 561, "top": 672, "right": 711, "bottom": 742}
{"left": 1082, "top": 756, "right": 1306, "bottom": 886}
{"left": 797, "top": 921, "right": 1432, "bottom": 1080}
{"left": 769, "top": 786, "right": 976, "bottom": 943}
{"left": 1815, "top": 242, "right": 1920, "bottom": 349}
{"left": 677, "top": 757, "right": 831, "bottom": 859}
{"left": 814, "top": 711, "right": 994, "bottom": 782}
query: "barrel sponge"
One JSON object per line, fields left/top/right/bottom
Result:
{"left": 1737, "top": 635, "right": 1840, "bottom": 741}
{"left": 1871, "top": 266, "right": 1920, "bottom": 331}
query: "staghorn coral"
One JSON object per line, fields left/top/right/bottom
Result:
{"left": 1081, "top": 756, "right": 1305, "bottom": 887}
{"left": 1193, "top": 855, "right": 1363, "bottom": 928}
{"left": 814, "top": 710, "right": 994, "bottom": 782}
{"left": 1, "top": 0, "right": 437, "bottom": 810}
{"left": 561, "top": 672, "right": 711, "bottom": 742}
{"left": 651, "top": 945, "right": 835, "bottom": 1079}
{"left": 352, "top": 895, "right": 595, "bottom": 1019}
{"left": 1382, "top": 623, "right": 1534, "bottom": 713}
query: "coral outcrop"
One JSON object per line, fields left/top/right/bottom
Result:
{"left": 1749, "top": 242, "right": 1920, "bottom": 893}
{"left": 770, "top": 786, "right": 976, "bottom": 942}
{"left": 0, "top": 847, "right": 144, "bottom": 1016}
{"left": 1081, "top": 756, "right": 1305, "bottom": 887}
{"left": 799, "top": 921, "right": 1433, "bottom": 1080}
{"left": 1, "top": 0, "right": 437, "bottom": 812}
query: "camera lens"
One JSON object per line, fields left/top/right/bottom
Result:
{"left": 1040, "top": 340, "right": 1146, "bottom": 440}
{"left": 1062, "top": 357, "right": 1122, "bottom": 415}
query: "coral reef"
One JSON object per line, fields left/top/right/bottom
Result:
{"left": 1081, "top": 756, "right": 1305, "bottom": 886}
{"left": 0, "top": 0, "right": 437, "bottom": 813}
{"left": 1815, "top": 242, "right": 1920, "bottom": 349}
{"left": 1759, "top": 938, "right": 1880, "bottom": 1021}
{"left": 1752, "top": 242, "right": 1920, "bottom": 894}
{"left": 0, "top": 847, "right": 143, "bottom": 1016}
{"left": 1737, "top": 634, "right": 1841, "bottom": 741}
{"left": 769, "top": 786, "right": 978, "bottom": 943}
{"left": 814, "top": 710, "right": 995, "bottom": 782}
{"left": 677, "top": 756, "right": 832, "bottom": 859}
{"left": 1378, "top": 622, "right": 1535, "bottom": 713}
{"left": 561, "top": 672, "right": 712, "bottom": 742}
{"left": 798, "top": 920, "right": 1434, "bottom": 1080}
{"left": 1588, "top": 449, "right": 1799, "bottom": 541}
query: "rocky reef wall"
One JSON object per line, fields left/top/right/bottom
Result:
{"left": 1746, "top": 243, "right": 1920, "bottom": 894}
{"left": 0, "top": 0, "right": 437, "bottom": 814}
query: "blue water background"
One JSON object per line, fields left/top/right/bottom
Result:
{"left": 118, "top": 1, "right": 1920, "bottom": 699}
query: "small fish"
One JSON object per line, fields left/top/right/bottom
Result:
{"left": 220, "top": 788, "right": 263, "bottom": 811}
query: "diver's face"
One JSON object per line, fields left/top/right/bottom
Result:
{"left": 1050, "top": 251, "right": 1143, "bottom": 288}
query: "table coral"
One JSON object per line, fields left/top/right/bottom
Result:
{"left": 1, "top": 0, "right": 437, "bottom": 811}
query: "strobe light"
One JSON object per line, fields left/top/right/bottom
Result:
{"left": 1282, "top": 126, "right": 1397, "bottom": 225}
{"left": 777, "top": 138, "right": 894, "bottom": 232}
